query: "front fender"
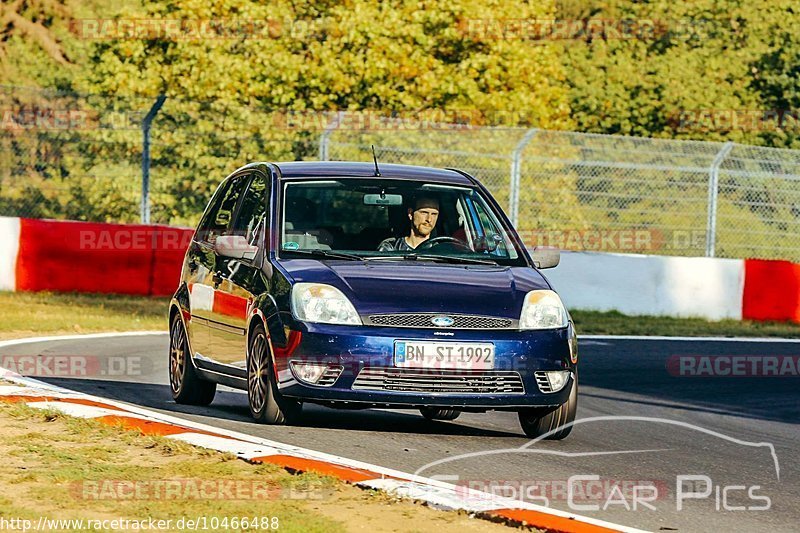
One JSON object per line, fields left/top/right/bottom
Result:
{"left": 246, "top": 293, "right": 288, "bottom": 368}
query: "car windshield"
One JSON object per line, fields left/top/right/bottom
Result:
{"left": 279, "top": 178, "right": 527, "bottom": 266}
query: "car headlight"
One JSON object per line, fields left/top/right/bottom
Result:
{"left": 291, "top": 283, "right": 361, "bottom": 325}
{"left": 519, "top": 290, "right": 568, "bottom": 330}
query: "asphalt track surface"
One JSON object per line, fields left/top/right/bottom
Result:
{"left": 3, "top": 334, "right": 798, "bottom": 532}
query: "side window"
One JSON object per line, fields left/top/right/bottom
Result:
{"left": 474, "top": 202, "right": 497, "bottom": 234}
{"left": 233, "top": 172, "right": 269, "bottom": 245}
{"left": 197, "top": 174, "right": 249, "bottom": 245}
{"left": 470, "top": 196, "right": 517, "bottom": 259}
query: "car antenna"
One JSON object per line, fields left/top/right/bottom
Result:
{"left": 371, "top": 145, "right": 381, "bottom": 177}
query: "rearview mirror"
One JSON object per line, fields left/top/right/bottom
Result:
{"left": 364, "top": 193, "right": 403, "bottom": 206}
{"left": 215, "top": 235, "right": 258, "bottom": 261}
{"left": 531, "top": 246, "right": 560, "bottom": 269}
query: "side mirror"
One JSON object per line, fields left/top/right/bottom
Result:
{"left": 215, "top": 235, "right": 258, "bottom": 261}
{"left": 474, "top": 234, "right": 502, "bottom": 253}
{"left": 531, "top": 246, "right": 560, "bottom": 269}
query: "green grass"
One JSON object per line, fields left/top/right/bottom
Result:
{"left": 1, "top": 291, "right": 799, "bottom": 340}
{"left": 0, "top": 402, "right": 517, "bottom": 533}
{"left": 571, "top": 310, "right": 800, "bottom": 337}
{"left": 0, "top": 402, "right": 345, "bottom": 533}
{"left": 0, "top": 291, "right": 168, "bottom": 338}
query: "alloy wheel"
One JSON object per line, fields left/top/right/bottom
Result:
{"left": 248, "top": 331, "right": 268, "bottom": 414}
{"left": 169, "top": 319, "right": 186, "bottom": 394}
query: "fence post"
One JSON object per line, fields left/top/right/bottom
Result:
{"left": 319, "top": 111, "right": 344, "bottom": 161}
{"left": 141, "top": 95, "right": 166, "bottom": 224}
{"left": 509, "top": 128, "right": 539, "bottom": 226}
{"left": 705, "top": 141, "right": 734, "bottom": 257}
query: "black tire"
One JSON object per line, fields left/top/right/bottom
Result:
{"left": 419, "top": 407, "right": 461, "bottom": 421}
{"left": 518, "top": 374, "right": 577, "bottom": 440}
{"left": 169, "top": 314, "right": 216, "bottom": 406}
{"left": 247, "top": 324, "right": 302, "bottom": 424}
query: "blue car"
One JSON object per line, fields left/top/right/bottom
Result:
{"left": 169, "top": 161, "right": 578, "bottom": 439}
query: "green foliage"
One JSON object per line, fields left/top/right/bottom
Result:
{"left": 557, "top": 0, "right": 798, "bottom": 146}
{"left": 750, "top": 27, "right": 800, "bottom": 148}
{"left": 1, "top": 0, "right": 799, "bottom": 261}
{"left": 83, "top": 0, "right": 570, "bottom": 123}
{"left": 84, "top": 0, "right": 573, "bottom": 226}
{"left": 2, "top": 0, "right": 573, "bottom": 225}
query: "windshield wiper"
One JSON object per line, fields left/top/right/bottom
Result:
{"left": 281, "top": 249, "right": 363, "bottom": 261}
{"left": 413, "top": 254, "right": 498, "bottom": 265}
{"left": 366, "top": 253, "right": 497, "bottom": 265}
{"left": 283, "top": 250, "right": 498, "bottom": 265}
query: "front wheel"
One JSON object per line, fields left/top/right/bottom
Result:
{"left": 420, "top": 407, "right": 461, "bottom": 421}
{"left": 518, "top": 374, "right": 577, "bottom": 440}
{"left": 247, "top": 324, "right": 302, "bottom": 424}
{"left": 169, "top": 314, "right": 216, "bottom": 406}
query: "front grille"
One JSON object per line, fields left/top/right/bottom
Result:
{"left": 534, "top": 371, "right": 552, "bottom": 393}
{"left": 352, "top": 367, "right": 525, "bottom": 394}
{"left": 366, "top": 313, "right": 515, "bottom": 330}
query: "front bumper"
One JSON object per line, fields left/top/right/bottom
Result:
{"left": 273, "top": 322, "right": 577, "bottom": 409}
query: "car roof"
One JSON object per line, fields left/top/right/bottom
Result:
{"left": 267, "top": 161, "right": 476, "bottom": 186}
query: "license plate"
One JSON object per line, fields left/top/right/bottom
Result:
{"left": 394, "top": 341, "right": 495, "bottom": 370}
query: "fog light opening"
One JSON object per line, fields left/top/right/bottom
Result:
{"left": 290, "top": 362, "right": 342, "bottom": 386}
{"left": 545, "top": 370, "right": 570, "bottom": 392}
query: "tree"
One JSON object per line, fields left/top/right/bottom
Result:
{"left": 74, "top": 0, "right": 573, "bottom": 223}
{"left": 556, "top": 0, "right": 797, "bottom": 144}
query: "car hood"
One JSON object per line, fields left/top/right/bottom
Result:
{"left": 277, "top": 259, "right": 551, "bottom": 317}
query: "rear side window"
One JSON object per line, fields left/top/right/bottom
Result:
{"left": 196, "top": 174, "right": 249, "bottom": 244}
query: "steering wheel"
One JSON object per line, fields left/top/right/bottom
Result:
{"left": 417, "top": 236, "right": 472, "bottom": 252}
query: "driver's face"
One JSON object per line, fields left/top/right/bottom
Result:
{"left": 410, "top": 206, "right": 439, "bottom": 237}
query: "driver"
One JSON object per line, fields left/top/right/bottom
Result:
{"left": 378, "top": 196, "right": 439, "bottom": 251}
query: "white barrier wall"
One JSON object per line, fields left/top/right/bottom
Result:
{"left": 543, "top": 251, "right": 745, "bottom": 321}
{"left": 0, "top": 217, "right": 21, "bottom": 292}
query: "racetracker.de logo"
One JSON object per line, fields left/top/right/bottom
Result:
{"left": 70, "top": 18, "right": 283, "bottom": 40}
{"left": 71, "top": 479, "right": 330, "bottom": 500}
{"left": 458, "top": 18, "right": 722, "bottom": 42}
{"left": 78, "top": 229, "right": 194, "bottom": 251}
{"left": 666, "top": 355, "right": 800, "bottom": 377}
{"left": 1, "top": 108, "right": 95, "bottom": 131}
{"left": 517, "top": 229, "right": 661, "bottom": 252}
{"left": 672, "top": 109, "right": 800, "bottom": 133}
{"left": 0, "top": 355, "right": 145, "bottom": 377}
{"left": 457, "top": 18, "right": 663, "bottom": 41}
{"left": 269, "top": 109, "right": 526, "bottom": 130}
